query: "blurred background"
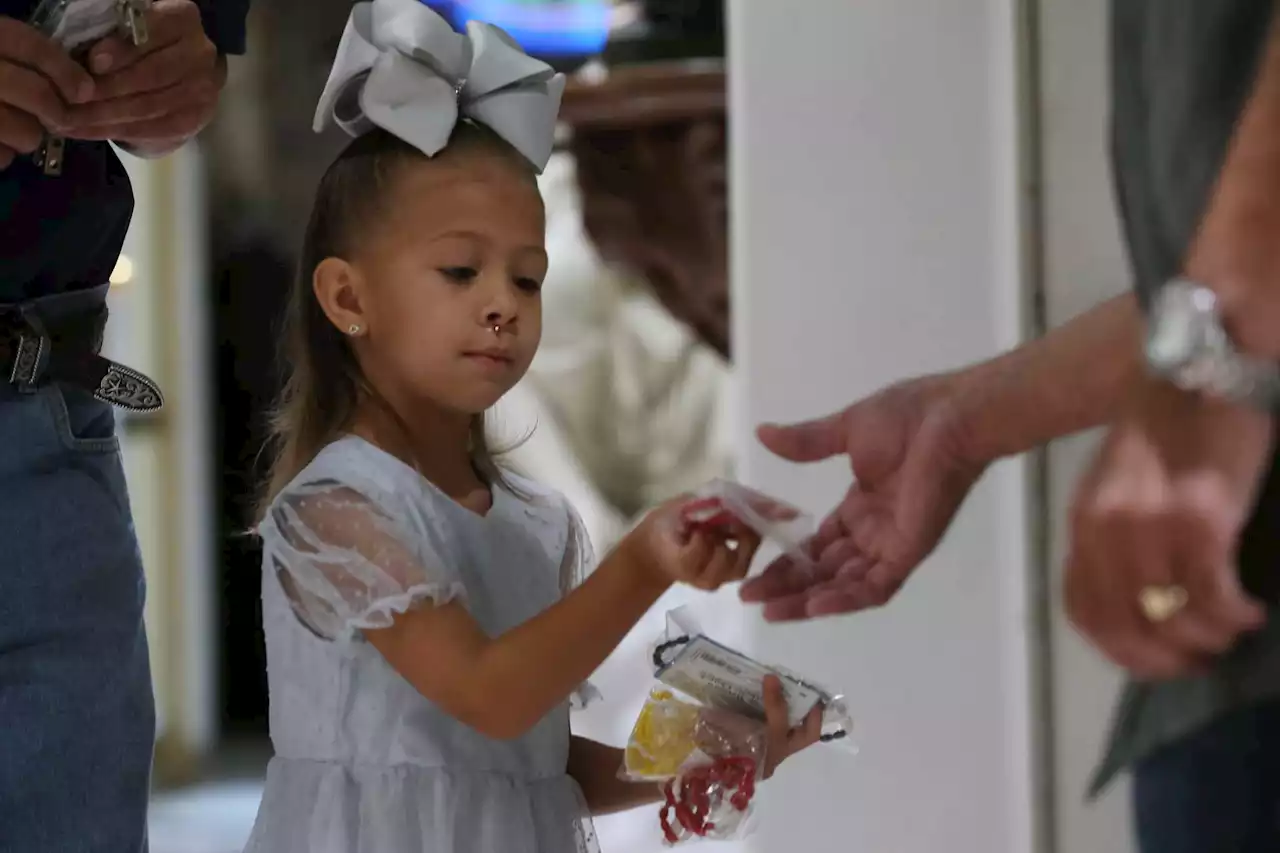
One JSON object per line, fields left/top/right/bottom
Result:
{"left": 116, "top": 1, "right": 1136, "bottom": 851}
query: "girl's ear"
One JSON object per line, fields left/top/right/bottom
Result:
{"left": 313, "top": 257, "right": 368, "bottom": 336}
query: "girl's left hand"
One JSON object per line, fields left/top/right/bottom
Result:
{"left": 761, "top": 674, "right": 823, "bottom": 779}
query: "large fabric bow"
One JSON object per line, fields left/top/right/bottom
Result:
{"left": 314, "top": 0, "right": 566, "bottom": 173}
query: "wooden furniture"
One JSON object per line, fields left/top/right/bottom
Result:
{"left": 560, "top": 60, "right": 730, "bottom": 358}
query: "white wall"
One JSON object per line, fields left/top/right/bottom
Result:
{"left": 729, "top": 2, "right": 1039, "bottom": 852}
{"left": 1037, "top": 2, "right": 1135, "bottom": 851}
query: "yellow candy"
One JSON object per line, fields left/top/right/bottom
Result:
{"left": 623, "top": 689, "right": 703, "bottom": 780}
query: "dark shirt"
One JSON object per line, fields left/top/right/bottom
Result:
{"left": 1093, "top": 0, "right": 1280, "bottom": 796}
{"left": 0, "top": 0, "right": 250, "bottom": 303}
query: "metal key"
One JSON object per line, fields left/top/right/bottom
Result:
{"left": 119, "top": 0, "right": 148, "bottom": 46}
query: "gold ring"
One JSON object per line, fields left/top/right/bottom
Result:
{"left": 1138, "top": 585, "right": 1188, "bottom": 623}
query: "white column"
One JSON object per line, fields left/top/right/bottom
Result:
{"left": 728, "top": 2, "right": 1039, "bottom": 852}
{"left": 1038, "top": 1, "right": 1135, "bottom": 851}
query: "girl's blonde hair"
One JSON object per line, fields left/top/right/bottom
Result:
{"left": 258, "top": 124, "right": 527, "bottom": 520}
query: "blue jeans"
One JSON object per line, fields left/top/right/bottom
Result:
{"left": 0, "top": 285, "right": 153, "bottom": 852}
{"left": 1134, "top": 700, "right": 1280, "bottom": 853}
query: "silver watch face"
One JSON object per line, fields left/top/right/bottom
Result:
{"left": 1144, "top": 279, "right": 1280, "bottom": 406}
{"left": 1145, "top": 280, "right": 1216, "bottom": 375}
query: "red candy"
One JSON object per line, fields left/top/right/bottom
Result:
{"left": 657, "top": 756, "right": 759, "bottom": 845}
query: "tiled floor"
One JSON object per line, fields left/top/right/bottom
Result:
{"left": 149, "top": 739, "right": 268, "bottom": 853}
{"left": 149, "top": 780, "right": 263, "bottom": 853}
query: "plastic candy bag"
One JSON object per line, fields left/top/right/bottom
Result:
{"left": 624, "top": 688, "right": 766, "bottom": 844}
{"left": 680, "top": 479, "right": 817, "bottom": 574}
{"left": 652, "top": 607, "right": 855, "bottom": 748}
{"left": 621, "top": 609, "right": 856, "bottom": 846}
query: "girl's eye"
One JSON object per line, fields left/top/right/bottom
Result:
{"left": 515, "top": 277, "right": 542, "bottom": 293}
{"left": 440, "top": 267, "right": 478, "bottom": 283}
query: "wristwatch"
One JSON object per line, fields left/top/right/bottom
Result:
{"left": 1144, "top": 278, "right": 1280, "bottom": 408}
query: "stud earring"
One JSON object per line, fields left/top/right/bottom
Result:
{"left": 348, "top": 324, "right": 361, "bottom": 335}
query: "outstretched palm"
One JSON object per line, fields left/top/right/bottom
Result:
{"left": 740, "top": 377, "right": 985, "bottom": 621}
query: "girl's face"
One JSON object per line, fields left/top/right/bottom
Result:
{"left": 317, "top": 147, "right": 547, "bottom": 415}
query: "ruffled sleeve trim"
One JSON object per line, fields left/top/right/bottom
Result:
{"left": 337, "top": 580, "right": 470, "bottom": 644}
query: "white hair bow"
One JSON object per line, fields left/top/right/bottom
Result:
{"left": 313, "top": 0, "right": 566, "bottom": 173}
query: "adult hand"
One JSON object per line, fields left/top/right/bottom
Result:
{"left": 0, "top": 18, "right": 95, "bottom": 169}
{"left": 59, "top": 0, "right": 224, "bottom": 156}
{"left": 1065, "top": 378, "right": 1271, "bottom": 680}
{"left": 740, "top": 376, "right": 986, "bottom": 620}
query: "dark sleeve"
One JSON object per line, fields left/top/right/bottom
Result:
{"left": 1109, "top": 0, "right": 1277, "bottom": 306}
{"left": 197, "top": 0, "right": 252, "bottom": 55}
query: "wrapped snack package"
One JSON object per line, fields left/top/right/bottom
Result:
{"left": 621, "top": 607, "right": 856, "bottom": 846}
{"left": 624, "top": 688, "right": 767, "bottom": 844}
{"left": 680, "top": 478, "right": 817, "bottom": 575}
{"left": 652, "top": 608, "right": 856, "bottom": 748}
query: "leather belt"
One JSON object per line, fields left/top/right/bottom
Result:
{"left": 0, "top": 307, "right": 163, "bottom": 412}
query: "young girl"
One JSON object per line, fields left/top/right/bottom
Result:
{"left": 244, "top": 3, "right": 822, "bottom": 851}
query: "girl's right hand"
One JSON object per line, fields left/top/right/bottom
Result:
{"left": 619, "top": 496, "right": 764, "bottom": 592}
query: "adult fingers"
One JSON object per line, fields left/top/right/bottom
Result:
{"left": 0, "top": 102, "right": 45, "bottom": 154}
{"left": 0, "top": 18, "right": 94, "bottom": 103}
{"left": 757, "top": 409, "right": 847, "bottom": 463}
{"left": 85, "top": 0, "right": 204, "bottom": 74}
{"left": 0, "top": 60, "right": 66, "bottom": 127}
{"left": 65, "top": 103, "right": 210, "bottom": 143}
{"left": 90, "top": 36, "right": 214, "bottom": 99}
{"left": 739, "top": 555, "right": 812, "bottom": 602}
{"left": 803, "top": 559, "right": 898, "bottom": 615}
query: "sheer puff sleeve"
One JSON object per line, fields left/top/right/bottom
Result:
{"left": 262, "top": 478, "right": 466, "bottom": 643}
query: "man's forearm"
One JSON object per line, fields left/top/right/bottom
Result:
{"left": 1186, "top": 9, "right": 1280, "bottom": 344}
{"left": 951, "top": 293, "right": 1143, "bottom": 465}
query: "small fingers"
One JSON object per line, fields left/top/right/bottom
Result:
{"left": 789, "top": 704, "right": 825, "bottom": 753}
{"left": 762, "top": 675, "right": 790, "bottom": 744}
{"left": 687, "top": 531, "right": 735, "bottom": 591}
{"left": 728, "top": 522, "right": 763, "bottom": 578}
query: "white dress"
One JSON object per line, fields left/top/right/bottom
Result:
{"left": 243, "top": 435, "right": 601, "bottom": 853}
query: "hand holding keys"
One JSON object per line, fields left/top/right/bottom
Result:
{"left": 19, "top": 0, "right": 150, "bottom": 174}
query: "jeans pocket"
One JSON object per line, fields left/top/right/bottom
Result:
{"left": 42, "top": 383, "right": 120, "bottom": 454}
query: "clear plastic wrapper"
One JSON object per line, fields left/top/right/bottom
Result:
{"left": 624, "top": 688, "right": 765, "bottom": 844}
{"left": 620, "top": 607, "right": 857, "bottom": 846}
{"left": 29, "top": 0, "right": 149, "bottom": 51}
{"left": 652, "top": 607, "right": 856, "bottom": 749}
{"left": 680, "top": 478, "right": 817, "bottom": 575}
